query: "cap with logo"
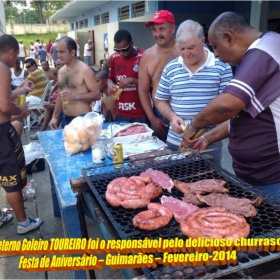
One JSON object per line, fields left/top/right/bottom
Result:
{"left": 145, "top": 10, "right": 175, "bottom": 28}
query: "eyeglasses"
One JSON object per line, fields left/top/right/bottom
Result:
{"left": 114, "top": 41, "right": 132, "bottom": 52}
{"left": 25, "top": 64, "right": 33, "bottom": 69}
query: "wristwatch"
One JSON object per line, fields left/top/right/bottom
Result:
{"left": 186, "top": 121, "right": 199, "bottom": 132}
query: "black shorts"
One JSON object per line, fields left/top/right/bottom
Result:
{"left": 0, "top": 121, "right": 27, "bottom": 192}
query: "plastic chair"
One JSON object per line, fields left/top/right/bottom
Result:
{"left": 25, "top": 82, "right": 53, "bottom": 131}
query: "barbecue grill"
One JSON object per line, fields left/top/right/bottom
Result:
{"left": 82, "top": 151, "right": 280, "bottom": 279}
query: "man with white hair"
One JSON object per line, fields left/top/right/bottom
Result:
{"left": 154, "top": 20, "right": 232, "bottom": 166}
{"left": 83, "top": 39, "right": 92, "bottom": 66}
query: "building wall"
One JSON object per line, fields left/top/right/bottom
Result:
{"left": 0, "top": 0, "right": 6, "bottom": 35}
{"left": 64, "top": 0, "right": 280, "bottom": 66}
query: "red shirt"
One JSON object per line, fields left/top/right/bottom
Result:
{"left": 108, "top": 49, "right": 146, "bottom": 118}
{"left": 46, "top": 43, "right": 53, "bottom": 53}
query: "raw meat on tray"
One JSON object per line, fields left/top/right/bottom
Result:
{"left": 140, "top": 168, "right": 173, "bottom": 193}
{"left": 161, "top": 195, "right": 199, "bottom": 223}
{"left": 116, "top": 125, "right": 147, "bottom": 136}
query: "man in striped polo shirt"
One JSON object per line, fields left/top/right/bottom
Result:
{"left": 24, "top": 58, "right": 49, "bottom": 98}
{"left": 181, "top": 12, "right": 280, "bottom": 199}
{"left": 155, "top": 20, "right": 232, "bottom": 166}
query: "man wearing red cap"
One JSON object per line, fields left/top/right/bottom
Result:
{"left": 139, "top": 10, "right": 180, "bottom": 142}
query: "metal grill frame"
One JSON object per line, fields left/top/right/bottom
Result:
{"left": 82, "top": 151, "right": 280, "bottom": 279}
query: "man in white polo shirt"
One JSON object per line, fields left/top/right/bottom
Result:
{"left": 83, "top": 39, "right": 92, "bottom": 66}
{"left": 155, "top": 20, "right": 232, "bottom": 166}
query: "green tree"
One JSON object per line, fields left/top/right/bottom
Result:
{"left": 5, "top": 0, "right": 70, "bottom": 24}
{"left": 4, "top": 1, "right": 19, "bottom": 23}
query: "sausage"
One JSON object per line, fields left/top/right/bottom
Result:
{"left": 130, "top": 176, "right": 152, "bottom": 184}
{"left": 105, "top": 190, "right": 122, "bottom": 207}
{"left": 105, "top": 176, "right": 162, "bottom": 209}
{"left": 133, "top": 203, "right": 173, "bottom": 230}
{"left": 122, "top": 198, "right": 150, "bottom": 209}
{"left": 180, "top": 207, "right": 250, "bottom": 242}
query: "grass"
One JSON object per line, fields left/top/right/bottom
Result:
{"left": 14, "top": 32, "right": 61, "bottom": 44}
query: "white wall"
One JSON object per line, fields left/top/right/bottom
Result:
{"left": 0, "top": 0, "right": 6, "bottom": 35}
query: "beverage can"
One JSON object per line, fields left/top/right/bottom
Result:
{"left": 18, "top": 94, "right": 26, "bottom": 105}
{"left": 112, "top": 143, "right": 123, "bottom": 168}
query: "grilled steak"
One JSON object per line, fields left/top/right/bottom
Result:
{"left": 183, "top": 193, "right": 205, "bottom": 206}
{"left": 161, "top": 195, "right": 199, "bottom": 223}
{"left": 174, "top": 179, "right": 228, "bottom": 194}
{"left": 197, "top": 193, "right": 262, "bottom": 217}
{"left": 140, "top": 168, "right": 173, "bottom": 193}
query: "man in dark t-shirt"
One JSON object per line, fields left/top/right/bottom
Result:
{"left": 181, "top": 12, "right": 280, "bottom": 200}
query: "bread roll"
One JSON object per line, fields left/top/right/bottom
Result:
{"left": 70, "top": 116, "right": 84, "bottom": 131}
{"left": 64, "top": 126, "right": 80, "bottom": 144}
{"left": 76, "top": 126, "right": 89, "bottom": 143}
{"left": 64, "top": 142, "right": 82, "bottom": 155}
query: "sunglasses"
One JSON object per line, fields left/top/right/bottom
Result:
{"left": 114, "top": 41, "right": 132, "bottom": 52}
{"left": 25, "top": 64, "right": 33, "bottom": 69}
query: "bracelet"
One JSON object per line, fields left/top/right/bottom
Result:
{"left": 186, "top": 121, "right": 199, "bottom": 132}
{"left": 200, "top": 135, "right": 210, "bottom": 145}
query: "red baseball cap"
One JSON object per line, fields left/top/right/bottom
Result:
{"left": 145, "top": 10, "right": 175, "bottom": 28}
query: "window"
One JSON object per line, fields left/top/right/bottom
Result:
{"left": 84, "top": 18, "right": 88, "bottom": 28}
{"left": 132, "top": 1, "right": 145, "bottom": 18}
{"left": 80, "top": 20, "right": 84, "bottom": 29}
{"left": 101, "top": 12, "right": 109, "bottom": 24}
{"left": 94, "top": 15, "right": 100, "bottom": 26}
{"left": 75, "top": 22, "right": 78, "bottom": 29}
{"left": 118, "top": 5, "right": 129, "bottom": 21}
{"left": 71, "top": 23, "right": 74, "bottom": 30}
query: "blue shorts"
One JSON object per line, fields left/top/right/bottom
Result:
{"left": 61, "top": 114, "right": 86, "bottom": 128}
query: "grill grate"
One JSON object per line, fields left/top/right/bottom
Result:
{"left": 82, "top": 151, "right": 280, "bottom": 279}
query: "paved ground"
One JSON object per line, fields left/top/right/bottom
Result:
{"left": 0, "top": 123, "right": 234, "bottom": 279}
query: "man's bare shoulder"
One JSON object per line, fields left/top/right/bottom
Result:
{"left": 142, "top": 44, "right": 158, "bottom": 59}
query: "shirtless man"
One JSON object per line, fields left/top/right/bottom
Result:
{"left": 50, "top": 36, "right": 101, "bottom": 129}
{"left": 138, "top": 10, "right": 180, "bottom": 141}
{"left": 41, "top": 60, "right": 57, "bottom": 84}
{"left": 0, "top": 34, "right": 43, "bottom": 234}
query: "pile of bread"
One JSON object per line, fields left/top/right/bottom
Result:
{"left": 63, "top": 112, "right": 103, "bottom": 155}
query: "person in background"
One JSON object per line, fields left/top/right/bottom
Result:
{"left": 34, "top": 39, "right": 40, "bottom": 65}
{"left": 50, "top": 37, "right": 100, "bottom": 129}
{"left": 46, "top": 39, "right": 53, "bottom": 65}
{"left": 22, "top": 58, "right": 49, "bottom": 98}
{"left": 107, "top": 29, "right": 147, "bottom": 124}
{"left": 29, "top": 40, "right": 35, "bottom": 53}
{"left": 96, "top": 70, "right": 116, "bottom": 122}
{"left": 99, "top": 47, "right": 109, "bottom": 70}
{"left": 75, "top": 38, "right": 82, "bottom": 60}
{"left": 0, "top": 34, "right": 43, "bottom": 234}
{"left": 83, "top": 39, "right": 92, "bottom": 66}
{"left": 17, "top": 40, "right": 26, "bottom": 68}
{"left": 181, "top": 12, "right": 280, "bottom": 199}
{"left": 29, "top": 47, "right": 36, "bottom": 60}
{"left": 155, "top": 20, "right": 232, "bottom": 166}
{"left": 40, "top": 39, "right": 46, "bottom": 49}
{"left": 11, "top": 59, "right": 28, "bottom": 88}
{"left": 41, "top": 60, "right": 57, "bottom": 85}
{"left": 38, "top": 45, "right": 47, "bottom": 64}
{"left": 30, "top": 59, "right": 65, "bottom": 140}
{"left": 138, "top": 10, "right": 180, "bottom": 141}
{"left": 50, "top": 38, "right": 59, "bottom": 64}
